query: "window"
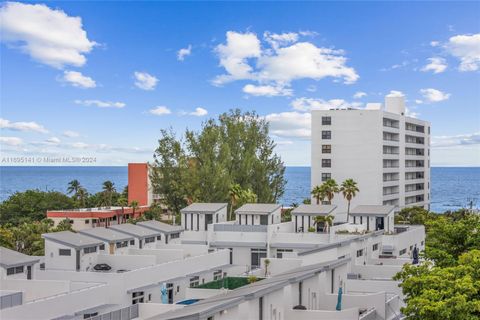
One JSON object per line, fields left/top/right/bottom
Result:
{"left": 213, "top": 270, "right": 223, "bottom": 281}
{"left": 6, "top": 266, "right": 23, "bottom": 275}
{"left": 322, "top": 145, "right": 331, "bottom": 153}
{"left": 260, "top": 215, "right": 268, "bottom": 225}
{"left": 372, "top": 243, "right": 379, "bottom": 251}
{"left": 59, "top": 249, "right": 71, "bottom": 256}
{"left": 156, "top": 235, "right": 162, "bottom": 241}
{"left": 322, "top": 159, "right": 331, "bottom": 168}
{"left": 170, "top": 233, "right": 180, "bottom": 239}
{"left": 85, "top": 220, "right": 89, "bottom": 224}
{"left": 421, "top": 241, "right": 424, "bottom": 246}
{"left": 356, "top": 249, "right": 363, "bottom": 257}
{"left": 190, "top": 276, "right": 200, "bottom": 288}
{"left": 322, "top": 116, "right": 331, "bottom": 125}
{"left": 322, "top": 130, "right": 331, "bottom": 139}
{"left": 130, "top": 239, "right": 135, "bottom": 245}
{"left": 132, "top": 291, "right": 144, "bottom": 304}
{"left": 145, "top": 237, "right": 155, "bottom": 243}
{"left": 99, "top": 244, "right": 105, "bottom": 251}
{"left": 83, "top": 312, "right": 98, "bottom": 319}
{"left": 276, "top": 249, "right": 293, "bottom": 259}
{"left": 84, "top": 246, "right": 97, "bottom": 254}
{"left": 399, "top": 249, "right": 407, "bottom": 256}
{"left": 321, "top": 173, "right": 331, "bottom": 181}
{"left": 116, "top": 241, "right": 128, "bottom": 248}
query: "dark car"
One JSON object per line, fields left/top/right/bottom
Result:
{"left": 93, "top": 263, "right": 112, "bottom": 271}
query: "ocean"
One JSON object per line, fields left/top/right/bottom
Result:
{"left": 0, "top": 166, "right": 479, "bottom": 213}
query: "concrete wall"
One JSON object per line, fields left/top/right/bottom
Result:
{"left": 44, "top": 240, "right": 98, "bottom": 271}
{"left": 285, "top": 308, "right": 359, "bottom": 320}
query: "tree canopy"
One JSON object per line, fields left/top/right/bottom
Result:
{"left": 151, "top": 109, "right": 286, "bottom": 214}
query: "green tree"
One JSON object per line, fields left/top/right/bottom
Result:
{"left": 0, "top": 190, "right": 75, "bottom": 225}
{"left": 314, "top": 214, "right": 335, "bottom": 233}
{"left": 228, "top": 183, "right": 242, "bottom": 221}
{"left": 67, "top": 180, "right": 82, "bottom": 200}
{"left": 77, "top": 187, "right": 88, "bottom": 207}
{"left": 102, "top": 180, "right": 116, "bottom": 206}
{"left": 323, "top": 179, "right": 339, "bottom": 204}
{"left": 311, "top": 185, "right": 327, "bottom": 205}
{"left": 130, "top": 200, "right": 139, "bottom": 219}
{"left": 340, "top": 179, "right": 359, "bottom": 222}
{"left": 151, "top": 110, "right": 286, "bottom": 214}
{"left": 238, "top": 188, "right": 258, "bottom": 206}
{"left": 394, "top": 250, "right": 480, "bottom": 320}
{"left": 395, "top": 207, "right": 432, "bottom": 225}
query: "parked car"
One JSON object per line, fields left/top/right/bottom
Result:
{"left": 93, "top": 263, "right": 112, "bottom": 271}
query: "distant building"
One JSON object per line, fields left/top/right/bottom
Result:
{"left": 311, "top": 94, "right": 431, "bottom": 213}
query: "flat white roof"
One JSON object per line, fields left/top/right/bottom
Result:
{"left": 78, "top": 228, "right": 134, "bottom": 243}
{"left": 350, "top": 205, "right": 395, "bottom": 216}
{"left": 0, "top": 247, "right": 40, "bottom": 268}
{"left": 109, "top": 223, "right": 161, "bottom": 238}
{"left": 42, "top": 231, "right": 103, "bottom": 249}
{"left": 291, "top": 204, "right": 336, "bottom": 216}
{"left": 137, "top": 220, "right": 183, "bottom": 234}
{"left": 180, "top": 203, "right": 228, "bottom": 214}
{"left": 235, "top": 203, "right": 281, "bottom": 215}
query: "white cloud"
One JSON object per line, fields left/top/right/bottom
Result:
{"left": 405, "top": 107, "right": 419, "bottom": 118}
{"left": 45, "top": 137, "right": 61, "bottom": 144}
{"left": 0, "top": 136, "right": 23, "bottom": 146}
{"left": 430, "top": 41, "right": 440, "bottom": 47}
{"left": 62, "top": 71, "right": 96, "bottom": 88}
{"left": 386, "top": 90, "right": 405, "bottom": 98}
{"left": 291, "top": 97, "right": 362, "bottom": 112}
{"left": 420, "top": 88, "right": 451, "bottom": 103}
{"left": 149, "top": 106, "right": 171, "bottom": 116}
{"left": 243, "top": 84, "right": 292, "bottom": 97}
{"left": 265, "top": 112, "right": 311, "bottom": 139}
{"left": 177, "top": 45, "right": 192, "bottom": 61}
{"left": 306, "top": 85, "right": 317, "bottom": 92}
{"left": 213, "top": 31, "right": 261, "bottom": 85}
{"left": 71, "top": 142, "right": 89, "bottom": 149}
{"left": 213, "top": 31, "right": 358, "bottom": 94}
{"left": 445, "top": 33, "right": 480, "bottom": 71}
{"left": 0, "top": 2, "right": 96, "bottom": 68}
{"left": 0, "top": 118, "right": 48, "bottom": 133}
{"left": 189, "top": 107, "right": 208, "bottom": 117}
{"left": 421, "top": 57, "right": 447, "bottom": 74}
{"left": 432, "top": 132, "right": 480, "bottom": 148}
{"left": 134, "top": 72, "right": 158, "bottom": 90}
{"left": 74, "top": 99, "right": 125, "bottom": 108}
{"left": 415, "top": 99, "right": 423, "bottom": 105}
{"left": 353, "top": 91, "right": 367, "bottom": 99}
{"left": 63, "top": 130, "right": 80, "bottom": 138}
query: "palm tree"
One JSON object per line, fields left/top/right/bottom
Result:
{"left": 102, "top": 181, "right": 116, "bottom": 206}
{"left": 77, "top": 187, "right": 88, "bottom": 207}
{"left": 311, "top": 185, "right": 327, "bottom": 205}
{"left": 323, "top": 179, "right": 339, "bottom": 204}
{"left": 340, "top": 179, "right": 359, "bottom": 222}
{"left": 314, "top": 214, "right": 335, "bottom": 233}
{"left": 67, "top": 180, "right": 82, "bottom": 199}
{"left": 130, "top": 200, "right": 139, "bottom": 219}
{"left": 117, "top": 196, "right": 128, "bottom": 223}
{"left": 228, "top": 183, "right": 242, "bottom": 221}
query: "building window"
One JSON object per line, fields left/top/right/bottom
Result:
{"left": 356, "top": 249, "right": 363, "bottom": 257}
{"left": 190, "top": 276, "right": 200, "bottom": 288}
{"left": 321, "top": 173, "right": 331, "bottom": 181}
{"left": 83, "top": 312, "right": 98, "bottom": 319}
{"left": 260, "top": 215, "right": 268, "bottom": 225}
{"left": 276, "top": 249, "right": 293, "bottom": 259}
{"left": 156, "top": 235, "right": 162, "bottom": 241}
{"left": 116, "top": 241, "right": 128, "bottom": 248}
{"left": 170, "top": 233, "right": 180, "bottom": 239}
{"left": 145, "top": 237, "right": 155, "bottom": 244}
{"left": 322, "top": 145, "right": 332, "bottom": 154}
{"left": 322, "top": 130, "right": 331, "bottom": 139}
{"left": 84, "top": 246, "right": 97, "bottom": 254}
{"left": 132, "top": 291, "right": 144, "bottom": 304}
{"left": 421, "top": 241, "right": 424, "bottom": 246}
{"left": 213, "top": 270, "right": 223, "bottom": 281}
{"left": 85, "top": 220, "right": 89, "bottom": 224}
{"left": 399, "top": 249, "right": 407, "bottom": 256}
{"left": 99, "top": 244, "right": 105, "bottom": 251}
{"left": 130, "top": 239, "right": 135, "bottom": 245}
{"left": 6, "top": 266, "right": 24, "bottom": 275}
{"left": 59, "top": 249, "right": 71, "bottom": 256}
{"left": 322, "top": 116, "right": 331, "bottom": 125}
{"left": 322, "top": 159, "right": 331, "bottom": 168}
{"left": 372, "top": 243, "right": 379, "bottom": 251}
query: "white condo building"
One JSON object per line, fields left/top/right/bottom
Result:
{"left": 311, "top": 94, "right": 431, "bottom": 213}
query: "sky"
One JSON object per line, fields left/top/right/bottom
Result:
{"left": 1, "top": 1, "right": 479, "bottom": 167}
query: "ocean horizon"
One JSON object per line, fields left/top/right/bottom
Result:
{"left": 1, "top": 166, "right": 479, "bottom": 213}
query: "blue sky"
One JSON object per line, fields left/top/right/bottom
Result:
{"left": 1, "top": 1, "right": 479, "bottom": 166}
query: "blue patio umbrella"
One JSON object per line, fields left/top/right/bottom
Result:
{"left": 161, "top": 282, "right": 168, "bottom": 304}
{"left": 336, "top": 286, "right": 343, "bottom": 311}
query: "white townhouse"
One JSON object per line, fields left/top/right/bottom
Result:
{"left": 180, "top": 203, "right": 228, "bottom": 231}
{"left": 109, "top": 223, "right": 162, "bottom": 249}
{"left": 0, "top": 247, "right": 39, "bottom": 280}
{"left": 42, "top": 231, "right": 103, "bottom": 272}
{"left": 348, "top": 205, "right": 395, "bottom": 233}
{"left": 78, "top": 227, "right": 135, "bottom": 255}
{"left": 137, "top": 220, "right": 183, "bottom": 245}
{"left": 235, "top": 203, "right": 282, "bottom": 225}
{"left": 291, "top": 204, "right": 337, "bottom": 233}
